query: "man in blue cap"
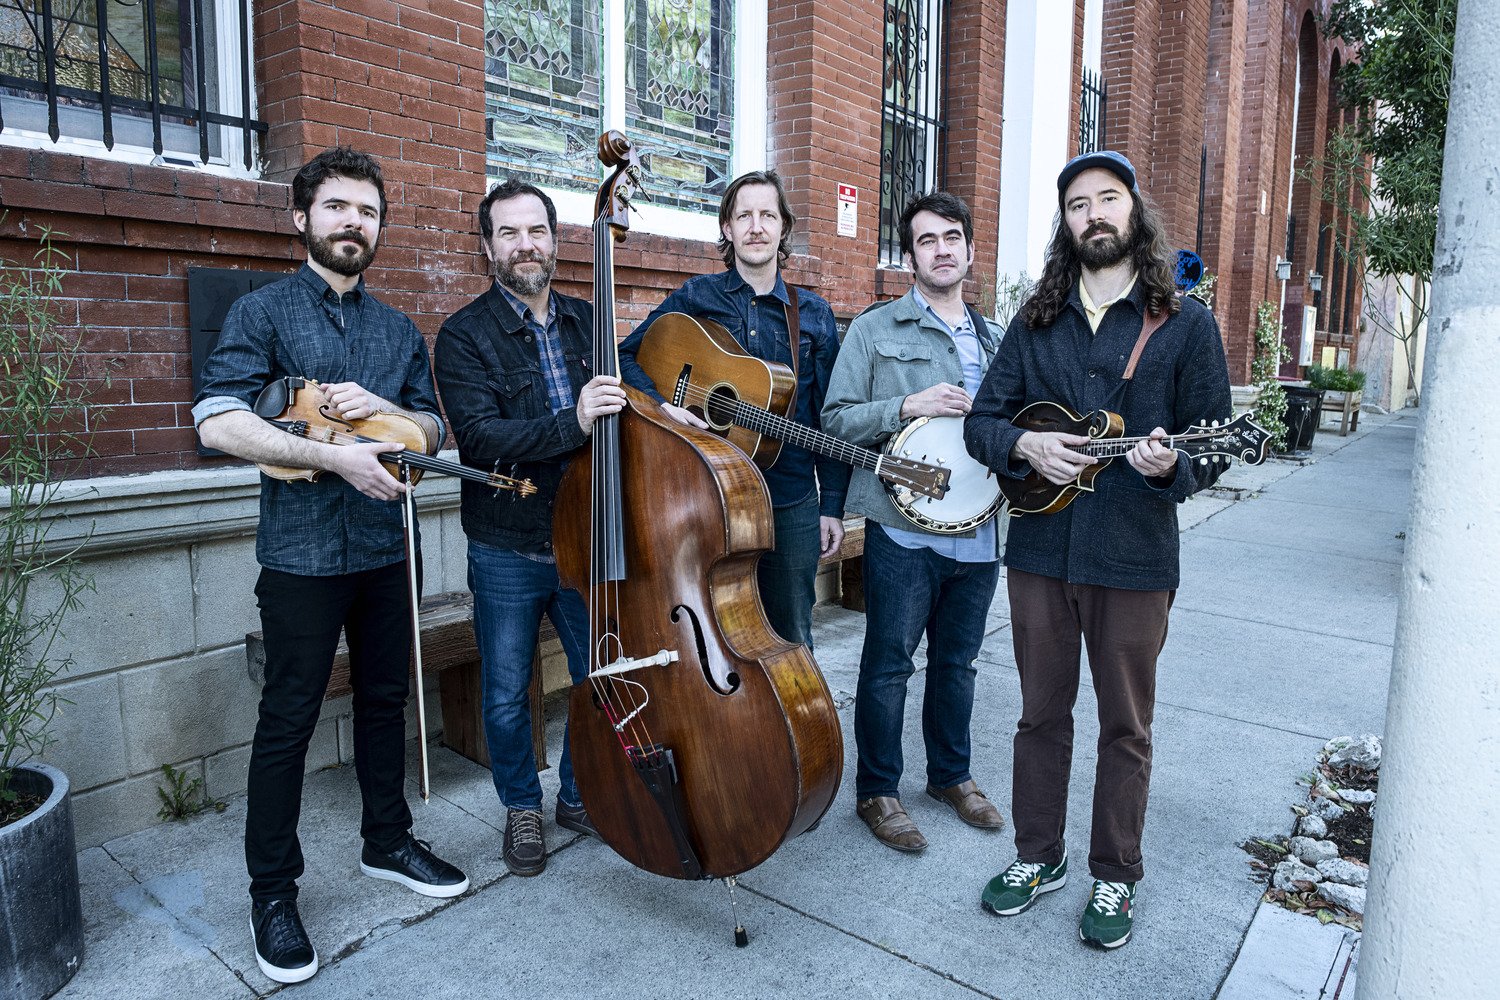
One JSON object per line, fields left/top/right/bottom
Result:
{"left": 964, "top": 151, "right": 1232, "bottom": 949}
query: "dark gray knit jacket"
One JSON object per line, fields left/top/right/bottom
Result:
{"left": 964, "top": 280, "right": 1232, "bottom": 591}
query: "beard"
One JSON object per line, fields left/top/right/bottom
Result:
{"left": 495, "top": 249, "right": 557, "bottom": 296}
{"left": 305, "top": 227, "right": 376, "bottom": 276}
{"left": 1074, "top": 221, "right": 1133, "bottom": 270}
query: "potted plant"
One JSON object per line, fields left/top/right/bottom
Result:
{"left": 1249, "top": 302, "right": 1293, "bottom": 452}
{"left": 1306, "top": 364, "right": 1367, "bottom": 435}
{"left": 2, "top": 224, "right": 92, "bottom": 999}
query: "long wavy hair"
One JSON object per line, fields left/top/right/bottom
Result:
{"left": 1020, "top": 192, "right": 1180, "bottom": 329}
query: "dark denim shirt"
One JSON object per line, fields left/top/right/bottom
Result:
{"left": 964, "top": 281, "right": 1232, "bottom": 591}
{"left": 497, "top": 284, "right": 574, "bottom": 414}
{"left": 617, "top": 268, "right": 849, "bottom": 516}
{"left": 192, "top": 264, "right": 444, "bottom": 577}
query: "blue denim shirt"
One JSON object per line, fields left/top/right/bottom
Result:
{"left": 192, "top": 264, "right": 445, "bottom": 576}
{"left": 617, "top": 268, "right": 850, "bottom": 516}
{"left": 497, "top": 284, "right": 574, "bottom": 414}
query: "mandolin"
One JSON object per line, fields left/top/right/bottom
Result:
{"left": 633, "top": 312, "right": 950, "bottom": 502}
{"left": 999, "top": 400, "right": 1271, "bottom": 516}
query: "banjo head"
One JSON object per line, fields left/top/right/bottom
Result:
{"left": 885, "top": 416, "right": 1001, "bottom": 533}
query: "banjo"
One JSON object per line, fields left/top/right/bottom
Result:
{"left": 884, "top": 416, "right": 1002, "bottom": 533}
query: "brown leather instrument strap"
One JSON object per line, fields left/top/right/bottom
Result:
{"left": 1122, "top": 306, "right": 1169, "bottom": 380}
{"left": 785, "top": 284, "right": 801, "bottom": 411}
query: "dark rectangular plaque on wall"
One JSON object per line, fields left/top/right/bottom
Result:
{"left": 187, "top": 266, "right": 292, "bottom": 456}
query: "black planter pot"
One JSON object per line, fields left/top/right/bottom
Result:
{"left": 1281, "top": 384, "right": 1325, "bottom": 452}
{"left": 1, "top": 763, "right": 85, "bottom": 1000}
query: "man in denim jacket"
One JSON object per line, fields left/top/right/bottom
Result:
{"left": 823, "top": 192, "right": 1005, "bottom": 855}
{"left": 434, "top": 179, "right": 626, "bottom": 878}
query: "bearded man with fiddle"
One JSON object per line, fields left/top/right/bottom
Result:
{"left": 433, "top": 179, "right": 626, "bottom": 879}
{"left": 615, "top": 170, "right": 849, "bottom": 653}
{"left": 194, "top": 147, "right": 468, "bottom": 985}
{"left": 964, "top": 151, "right": 1231, "bottom": 950}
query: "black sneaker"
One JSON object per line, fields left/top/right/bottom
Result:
{"left": 503, "top": 807, "right": 547, "bottom": 876}
{"left": 556, "top": 799, "right": 597, "bottom": 839}
{"left": 251, "top": 898, "right": 318, "bottom": 984}
{"left": 360, "top": 837, "right": 470, "bottom": 898}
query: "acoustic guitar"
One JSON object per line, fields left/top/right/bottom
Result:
{"left": 633, "top": 312, "right": 951, "bottom": 503}
{"left": 999, "top": 400, "right": 1272, "bottom": 516}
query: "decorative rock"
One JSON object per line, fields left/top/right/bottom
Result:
{"left": 1298, "top": 814, "right": 1329, "bottom": 838}
{"left": 1311, "top": 796, "right": 1348, "bottom": 822}
{"left": 1273, "top": 859, "right": 1324, "bottom": 891}
{"left": 1338, "top": 788, "right": 1376, "bottom": 805}
{"left": 1289, "top": 836, "right": 1340, "bottom": 865}
{"left": 1324, "top": 734, "right": 1382, "bottom": 771}
{"left": 1316, "top": 880, "right": 1367, "bottom": 913}
{"left": 1316, "top": 859, "right": 1370, "bottom": 887}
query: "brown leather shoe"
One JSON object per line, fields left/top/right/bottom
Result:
{"left": 925, "top": 780, "right": 1005, "bottom": 830}
{"left": 856, "top": 796, "right": 928, "bottom": 853}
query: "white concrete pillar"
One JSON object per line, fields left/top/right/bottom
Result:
{"left": 1355, "top": 1, "right": 1500, "bottom": 996}
{"left": 996, "top": 0, "right": 1075, "bottom": 283}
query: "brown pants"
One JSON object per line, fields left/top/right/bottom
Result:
{"left": 1008, "top": 569, "right": 1174, "bottom": 883}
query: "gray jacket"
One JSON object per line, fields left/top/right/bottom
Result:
{"left": 822, "top": 290, "right": 998, "bottom": 537}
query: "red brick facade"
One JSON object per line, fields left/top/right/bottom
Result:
{"left": 0, "top": 0, "right": 1360, "bottom": 479}
{"left": 1094, "top": 0, "right": 1360, "bottom": 382}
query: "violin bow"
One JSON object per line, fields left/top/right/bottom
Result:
{"left": 398, "top": 463, "right": 432, "bottom": 803}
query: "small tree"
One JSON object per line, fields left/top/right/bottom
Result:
{"left": 0, "top": 224, "right": 95, "bottom": 814}
{"left": 1317, "top": 0, "right": 1458, "bottom": 405}
{"left": 1251, "top": 301, "right": 1292, "bottom": 452}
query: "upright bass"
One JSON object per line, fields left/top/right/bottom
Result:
{"left": 554, "top": 134, "right": 842, "bottom": 895}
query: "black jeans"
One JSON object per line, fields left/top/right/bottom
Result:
{"left": 246, "top": 563, "right": 414, "bottom": 902}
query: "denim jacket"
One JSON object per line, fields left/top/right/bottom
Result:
{"left": 434, "top": 283, "right": 594, "bottom": 554}
{"left": 822, "top": 290, "right": 997, "bottom": 537}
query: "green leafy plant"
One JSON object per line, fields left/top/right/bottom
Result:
{"left": 1250, "top": 301, "right": 1291, "bottom": 452}
{"left": 1, "top": 222, "right": 96, "bottom": 814}
{"left": 1309, "top": 0, "right": 1457, "bottom": 406}
{"left": 1306, "top": 365, "right": 1366, "bottom": 393}
{"left": 1186, "top": 269, "right": 1218, "bottom": 312}
{"left": 155, "top": 763, "right": 226, "bottom": 821}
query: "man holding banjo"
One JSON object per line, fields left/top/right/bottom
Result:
{"left": 822, "top": 191, "right": 1005, "bottom": 854}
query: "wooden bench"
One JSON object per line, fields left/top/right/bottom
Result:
{"left": 820, "top": 515, "right": 867, "bottom": 612}
{"left": 245, "top": 590, "right": 550, "bottom": 771}
{"left": 1319, "top": 389, "right": 1363, "bottom": 436}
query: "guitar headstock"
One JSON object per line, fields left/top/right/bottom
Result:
{"left": 1181, "top": 413, "right": 1273, "bottom": 466}
{"left": 883, "top": 456, "right": 951, "bottom": 501}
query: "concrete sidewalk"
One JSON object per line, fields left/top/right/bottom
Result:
{"left": 58, "top": 412, "right": 1415, "bottom": 1000}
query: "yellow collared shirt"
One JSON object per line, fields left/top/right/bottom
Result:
{"left": 1079, "top": 273, "right": 1139, "bottom": 333}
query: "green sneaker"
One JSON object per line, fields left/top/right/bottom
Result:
{"left": 1079, "top": 880, "right": 1137, "bottom": 949}
{"left": 981, "top": 848, "right": 1068, "bottom": 916}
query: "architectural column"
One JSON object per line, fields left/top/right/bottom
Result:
{"left": 1355, "top": 0, "right": 1500, "bottom": 993}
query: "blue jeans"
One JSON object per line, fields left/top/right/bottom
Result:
{"left": 853, "top": 522, "right": 1001, "bottom": 799}
{"left": 758, "top": 492, "right": 821, "bottom": 651}
{"left": 467, "top": 541, "right": 590, "bottom": 811}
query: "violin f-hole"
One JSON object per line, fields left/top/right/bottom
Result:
{"left": 672, "top": 604, "right": 737, "bottom": 695}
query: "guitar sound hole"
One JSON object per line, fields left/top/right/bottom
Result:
{"left": 704, "top": 385, "right": 738, "bottom": 431}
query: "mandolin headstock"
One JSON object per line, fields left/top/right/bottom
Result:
{"left": 1181, "top": 413, "right": 1274, "bottom": 466}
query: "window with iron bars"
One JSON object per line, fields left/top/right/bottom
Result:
{"left": 1078, "top": 66, "right": 1105, "bottom": 155}
{"left": 0, "top": 0, "right": 264, "bottom": 170}
{"left": 879, "top": 0, "right": 945, "bottom": 265}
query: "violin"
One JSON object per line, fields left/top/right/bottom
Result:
{"left": 251, "top": 376, "right": 537, "bottom": 496}
{"left": 554, "top": 133, "right": 842, "bottom": 891}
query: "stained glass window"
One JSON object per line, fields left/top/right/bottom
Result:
{"left": 484, "top": 0, "right": 604, "bottom": 195}
{"left": 623, "top": 0, "right": 733, "bottom": 214}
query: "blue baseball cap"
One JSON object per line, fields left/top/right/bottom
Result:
{"left": 1057, "top": 150, "right": 1139, "bottom": 206}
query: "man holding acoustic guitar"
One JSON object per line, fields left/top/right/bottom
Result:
{"left": 616, "top": 170, "right": 849, "bottom": 653}
{"left": 194, "top": 148, "right": 469, "bottom": 985}
{"left": 822, "top": 192, "right": 1006, "bottom": 854}
{"left": 964, "top": 151, "right": 1233, "bottom": 949}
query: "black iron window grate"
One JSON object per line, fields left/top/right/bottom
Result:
{"left": 1079, "top": 66, "right": 1105, "bottom": 155}
{"left": 0, "top": 0, "right": 264, "bottom": 168}
{"left": 879, "top": 0, "right": 945, "bottom": 265}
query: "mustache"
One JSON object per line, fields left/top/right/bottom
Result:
{"left": 1082, "top": 223, "right": 1119, "bottom": 240}
{"left": 331, "top": 230, "right": 370, "bottom": 250}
